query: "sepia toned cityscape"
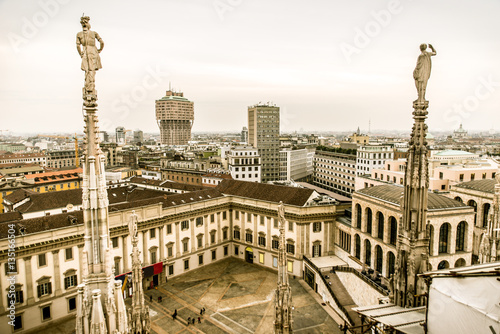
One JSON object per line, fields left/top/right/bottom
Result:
{"left": 1, "top": 1, "right": 500, "bottom": 333}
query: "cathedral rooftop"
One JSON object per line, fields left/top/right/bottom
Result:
{"left": 356, "top": 184, "right": 469, "bottom": 211}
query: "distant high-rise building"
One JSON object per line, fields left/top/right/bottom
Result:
{"left": 248, "top": 103, "right": 280, "bottom": 182}
{"left": 133, "top": 130, "right": 143, "bottom": 144}
{"left": 116, "top": 126, "right": 125, "bottom": 144}
{"left": 241, "top": 126, "right": 248, "bottom": 143}
{"left": 99, "top": 130, "right": 109, "bottom": 142}
{"left": 156, "top": 90, "right": 194, "bottom": 145}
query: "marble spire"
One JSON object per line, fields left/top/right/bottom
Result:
{"left": 75, "top": 15, "right": 128, "bottom": 334}
{"left": 274, "top": 202, "right": 293, "bottom": 334}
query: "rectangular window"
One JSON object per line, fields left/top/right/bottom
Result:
{"left": 181, "top": 220, "right": 189, "bottom": 230}
{"left": 287, "top": 260, "right": 293, "bottom": 273}
{"left": 197, "top": 236, "right": 203, "bottom": 248}
{"left": 211, "top": 233, "right": 216, "bottom": 244}
{"left": 8, "top": 290, "right": 23, "bottom": 305}
{"left": 38, "top": 254, "right": 47, "bottom": 267}
{"left": 150, "top": 228, "right": 156, "bottom": 239}
{"left": 13, "top": 314, "right": 22, "bottom": 331}
{"left": 37, "top": 282, "right": 52, "bottom": 298}
{"left": 313, "top": 222, "right": 322, "bottom": 233}
{"left": 199, "top": 254, "right": 204, "bottom": 265}
{"left": 272, "top": 239, "right": 279, "bottom": 250}
{"left": 459, "top": 174, "right": 464, "bottom": 182}
{"left": 183, "top": 241, "right": 189, "bottom": 253}
{"left": 196, "top": 217, "right": 203, "bottom": 227}
{"left": 168, "top": 264, "right": 174, "bottom": 276}
{"left": 258, "top": 236, "right": 266, "bottom": 247}
{"left": 286, "top": 243, "right": 295, "bottom": 255}
{"left": 223, "top": 211, "right": 227, "bottom": 220}
{"left": 212, "top": 250, "right": 216, "bottom": 260}
{"left": 260, "top": 216, "right": 265, "bottom": 225}
{"left": 112, "top": 237, "right": 118, "bottom": 248}
{"left": 259, "top": 253, "right": 264, "bottom": 264}
{"left": 184, "top": 259, "right": 189, "bottom": 270}
{"left": 273, "top": 218, "right": 278, "bottom": 229}
{"left": 167, "top": 224, "right": 172, "bottom": 234}
{"left": 224, "top": 245, "right": 228, "bottom": 256}
{"left": 68, "top": 297, "right": 76, "bottom": 311}
{"left": 151, "top": 251, "right": 157, "bottom": 263}
{"left": 64, "top": 275, "right": 77, "bottom": 289}
{"left": 273, "top": 257, "right": 278, "bottom": 268}
{"left": 233, "top": 230, "right": 240, "bottom": 240}
{"left": 247, "top": 213, "right": 251, "bottom": 223}
{"left": 65, "top": 248, "right": 73, "bottom": 260}
{"left": 211, "top": 214, "right": 215, "bottom": 223}
{"left": 223, "top": 229, "right": 228, "bottom": 240}
{"left": 288, "top": 221, "right": 294, "bottom": 232}
{"left": 42, "top": 305, "right": 51, "bottom": 321}
{"left": 235, "top": 211, "right": 240, "bottom": 219}
{"left": 246, "top": 233, "right": 253, "bottom": 243}
{"left": 234, "top": 245, "right": 239, "bottom": 256}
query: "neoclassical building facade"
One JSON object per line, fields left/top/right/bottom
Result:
{"left": 0, "top": 180, "right": 348, "bottom": 333}
{"left": 335, "top": 184, "right": 474, "bottom": 278}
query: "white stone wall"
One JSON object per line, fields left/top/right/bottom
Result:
{"left": 336, "top": 270, "right": 386, "bottom": 306}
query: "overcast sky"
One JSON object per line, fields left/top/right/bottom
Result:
{"left": 1, "top": 0, "right": 499, "bottom": 135}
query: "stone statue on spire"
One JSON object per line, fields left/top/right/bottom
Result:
{"left": 413, "top": 43, "right": 436, "bottom": 102}
{"left": 76, "top": 15, "right": 104, "bottom": 105}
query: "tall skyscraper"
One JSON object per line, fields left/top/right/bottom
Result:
{"left": 241, "top": 126, "right": 248, "bottom": 143}
{"left": 248, "top": 103, "right": 280, "bottom": 182}
{"left": 156, "top": 90, "right": 194, "bottom": 145}
{"left": 116, "top": 126, "right": 125, "bottom": 144}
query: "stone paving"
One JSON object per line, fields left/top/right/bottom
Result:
{"left": 35, "top": 257, "right": 342, "bottom": 334}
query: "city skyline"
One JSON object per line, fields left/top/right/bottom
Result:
{"left": 1, "top": 0, "right": 500, "bottom": 134}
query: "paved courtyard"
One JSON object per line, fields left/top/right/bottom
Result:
{"left": 36, "top": 257, "right": 341, "bottom": 334}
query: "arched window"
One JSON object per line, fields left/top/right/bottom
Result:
{"left": 355, "top": 234, "right": 361, "bottom": 259}
{"left": 377, "top": 212, "right": 384, "bottom": 240}
{"left": 365, "top": 239, "right": 371, "bottom": 266}
{"left": 437, "top": 260, "right": 449, "bottom": 270}
{"left": 389, "top": 217, "right": 397, "bottom": 245}
{"left": 454, "top": 258, "right": 466, "bottom": 268}
{"left": 387, "top": 252, "right": 395, "bottom": 277}
{"left": 366, "top": 208, "right": 372, "bottom": 234}
{"left": 439, "top": 223, "right": 450, "bottom": 253}
{"left": 467, "top": 200, "right": 477, "bottom": 226}
{"left": 356, "top": 204, "right": 362, "bottom": 229}
{"left": 375, "top": 245, "right": 383, "bottom": 273}
{"left": 483, "top": 203, "right": 490, "bottom": 228}
{"left": 456, "top": 221, "right": 467, "bottom": 252}
{"left": 454, "top": 196, "right": 463, "bottom": 203}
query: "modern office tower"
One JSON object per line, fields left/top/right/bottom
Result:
{"left": 241, "top": 126, "right": 248, "bottom": 143}
{"left": 156, "top": 90, "right": 194, "bottom": 145}
{"left": 133, "top": 130, "right": 143, "bottom": 144}
{"left": 116, "top": 126, "right": 125, "bottom": 144}
{"left": 248, "top": 103, "right": 280, "bottom": 182}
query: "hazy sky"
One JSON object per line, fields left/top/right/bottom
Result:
{"left": 1, "top": 0, "right": 499, "bottom": 135}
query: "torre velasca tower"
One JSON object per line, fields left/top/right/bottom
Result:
{"left": 156, "top": 89, "right": 194, "bottom": 146}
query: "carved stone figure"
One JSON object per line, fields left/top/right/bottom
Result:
{"left": 76, "top": 16, "right": 104, "bottom": 101}
{"left": 413, "top": 43, "right": 436, "bottom": 102}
